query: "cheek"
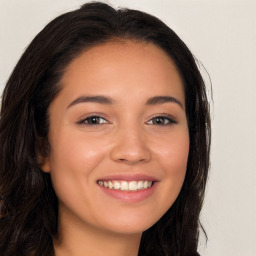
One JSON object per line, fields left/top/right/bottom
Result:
{"left": 155, "top": 128, "right": 189, "bottom": 170}
{"left": 153, "top": 130, "right": 189, "bottom": 205}
{"left": 48, "top": 130, "right": 108, "bottom": 198}
{"left": 47, "top": 131, "right": 112, "bottom": 224}
{"left": 50, "top": 129, "right": 107, "bottom": 170}
{"left": 167, "top": 134, "right": 189, "bottom": 181}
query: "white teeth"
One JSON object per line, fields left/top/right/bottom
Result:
{"left": 113, "top": 181, "right": 120, "bottom": 189}
{"left": 103, "top": 181, "right": 108, "bottom": 188}
{"left": 138, "top": 181, "right": 144, "bottom": 190}
{"left": 120, "top": 181, "right": 128, "bottom": 190}
{"left": 143, "top": 181, "right": 148, "bottom": 189}
{"left": 108, "top": 181, "right": 113, "bottom": 189}
{"left": 98, "top": 180, "right": 154, "bottom": 191}
{"left": 129, "top": 181, "right": 137, "bottom": 191}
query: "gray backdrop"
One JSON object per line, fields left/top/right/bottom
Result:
{"left": 0, "top": 0, "right": 255, "bottom": 255}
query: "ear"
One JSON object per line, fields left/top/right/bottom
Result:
{"left": 40, "top": 157, "right": 51, "bottom": 173}
{"left": 36, "top": 137, "right": 51, "bottom": 173}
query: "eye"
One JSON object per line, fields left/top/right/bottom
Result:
{"left": 147, "top": 115, "right": 177, "bottom": 126}
{"left": 77, "top": 116, "right": 108, "bottom": 125}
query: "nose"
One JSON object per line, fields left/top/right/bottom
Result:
{"left": 110, "top": 126, "right": 151, "bottom": 165}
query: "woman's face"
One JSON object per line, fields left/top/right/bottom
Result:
{"left": 42, "top": 40, "right": 189, "bottom": 235}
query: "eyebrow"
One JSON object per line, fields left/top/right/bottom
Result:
{"left": 67, "top": 95, "right": 114, "bottom": 109}
{"left": 67, "top": 95, "right": 183, "bottom": 109}
{"left": 146, "top": 96, "right": 184, "bottom": 109}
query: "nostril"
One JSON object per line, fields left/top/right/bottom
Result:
{"left": 110, "top": 140, "right": 151, "bottom": 163}
{"left": 117, "top": 157, "right": 148, "bottom": 164}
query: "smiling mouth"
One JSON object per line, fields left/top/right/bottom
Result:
{"left": 97, "top": 180, "right": 154, "bottom": 191}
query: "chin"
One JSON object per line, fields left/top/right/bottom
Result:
{"left": 93, "top": 208, "right": 164, "bottom": 235}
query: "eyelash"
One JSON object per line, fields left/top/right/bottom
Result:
{"left": 146, "top": 115, "right": 177, "bottom": 126}
{"left": 77, "top": 116, "right": 108, "bottom": 125}
{"left": 77, "top": 114, "right": 177, "bottom": 126}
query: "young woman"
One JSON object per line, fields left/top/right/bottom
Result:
{"left": 0, "top": 2, "right": 211, "bottom": 256}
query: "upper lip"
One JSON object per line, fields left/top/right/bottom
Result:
{"left": 97, "top": 174, "right": 159, "bottom": 182}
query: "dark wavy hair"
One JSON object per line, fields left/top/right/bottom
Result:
{"left": 0, "top": 2, "right": 211, "bottom": 256}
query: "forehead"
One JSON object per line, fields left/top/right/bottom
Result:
{"left": 58, "top": 40, "right": 185, "bottom": 105}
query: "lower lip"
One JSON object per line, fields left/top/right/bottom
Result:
{"left": 98, "top": 182, "right": 157, "bottom": 203}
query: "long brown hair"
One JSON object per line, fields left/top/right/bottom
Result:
{"left": 0, "top": 2, "right": 211, "bottom": 255}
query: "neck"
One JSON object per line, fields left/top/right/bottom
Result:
{"left": 53, "top": 215, "right": 141, "bottom": 256}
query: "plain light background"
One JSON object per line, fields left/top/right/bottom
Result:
{"left": 0, "top": 0, "right": 255, "bottom": 255}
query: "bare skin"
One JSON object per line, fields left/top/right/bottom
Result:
{"left": 42, "top": 40, "right": 189, "bottom": 256}
{"left": 54, "top": 217, "right": 141, "bottom": 256}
